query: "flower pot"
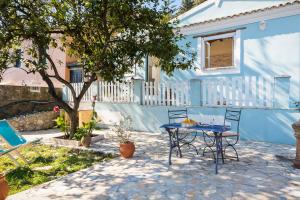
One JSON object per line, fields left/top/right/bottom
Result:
{"left": 81, "top": 135, "right": 92, "bottom": 147}
{"left": 119, "top": 142, "right": 135, "bottom": 158}
{"left": 0, "top": 173, "right": 9, "bottom": 200}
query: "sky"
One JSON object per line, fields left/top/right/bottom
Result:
{"left": 172, "top": 0, "right": 182, "bottom": 7}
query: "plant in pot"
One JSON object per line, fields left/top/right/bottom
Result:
{"left": 115, "top": 116, "right": 135, "bottom": 158}
{"left": 0, "top": 173, "right": 9, "bottom": 200}
{"left": 73, "top": 120, "right": 96, "bottom": 147}
{"left": 78, "top": 97, "right": 98, "bottom": 147}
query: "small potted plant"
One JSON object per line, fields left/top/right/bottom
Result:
{"left": 0, "top": 173, "right": 9, "bottom": 200}
{"left": 80, "top": 95, "right": 97, "bottom": 147}
{"left": 115, "top": 115, "right": 135, "bottom": 158}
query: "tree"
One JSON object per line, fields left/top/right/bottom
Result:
{"left": 181, "top": 0, "right": 194, "bottom": 13}
{"left": 0, "top": 0, "right": 195, "bottom": 138}
{"left": 178, "top": 0, "right": 207, "bottom": 15}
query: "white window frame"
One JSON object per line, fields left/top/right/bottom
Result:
{"left": 196, "top": 30, "right": 241, "bottom": 75}
{"left": 29, "top": 86, "right": 41, "bottom": 93}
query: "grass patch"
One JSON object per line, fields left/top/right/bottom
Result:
{"left": 0, "top": 144, "right": 115, "bottom": 195}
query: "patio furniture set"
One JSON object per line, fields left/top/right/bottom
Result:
{"left": 160, "top": 108, "right": 242, "bottom": 174}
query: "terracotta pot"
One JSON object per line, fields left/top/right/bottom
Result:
{"left": 0, "top": 173, "right": 9, "bottom": 200}
{"left": 81, "top": 135, "right": 92, "bottom": 147}
{"left": 119, "top": 142, "right": 135, "bottom": 158}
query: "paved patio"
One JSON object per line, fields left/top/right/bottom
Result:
{"left": 8, "top": 129, "right": 300, "bottom": 200}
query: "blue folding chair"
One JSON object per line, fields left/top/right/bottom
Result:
{"left": 0, "top": 146, "right": 21, "bottom": 166}
{"left": 0, "top": 120, "right": 41, "bottom": 163}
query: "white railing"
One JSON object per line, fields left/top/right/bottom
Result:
{"left": 63, "top": 81, "right": 134, "bottom": 103}
{"left": 63, "top": 82, "right": 97, "bottom": 102}
{"left": 98, "top": 81, "right": 134, "bottom": 103}
{"left": 201, "top": 76, "right": 274, "bottom": 108}
{"left": 142, "top": 81, "right": 190, "bottom": 106}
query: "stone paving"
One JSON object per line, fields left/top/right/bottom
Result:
{"left": 8, "top": 129, "right": 300, "bottom": 200}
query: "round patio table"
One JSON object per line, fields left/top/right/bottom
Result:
{"left": 160, "top": 123, "right": 231, "bottom": 174}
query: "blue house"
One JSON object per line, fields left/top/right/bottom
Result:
{"left": 64, "top": 0, "right": 300, "bottom": 145}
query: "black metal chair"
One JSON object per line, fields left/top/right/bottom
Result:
{"left": 168, "top": 109, "right": 188, "bottom": 124}
{"left": 202, "top": 108, "right": 241, "bottom": 162}
{"left": 167, "top": 108, "right": 199, "bottom": 156}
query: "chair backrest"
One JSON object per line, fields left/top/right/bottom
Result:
{"left": 224, "top": 108, "right": 242, "bottom": 134}
{"left": 168, "top": 108, "right": 188, "bottom": 124}
{"left": 0, "top": 120, "right": 27, "bottom": 147}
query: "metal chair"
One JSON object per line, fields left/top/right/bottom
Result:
{"left": 202, "top": 108, "right": 241, "bottom": 162}
{"left": 222, "top": 108, "right": 242, "bottom": 161}
{"left": 167, "top": 108, "right": 199, "bottom": 156}
{"left": 168, "top": 109, "right": 188, "bottom": 124}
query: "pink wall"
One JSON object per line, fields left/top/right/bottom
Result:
{"left": 0, "top": 38, "right": 66, "bottom": 88}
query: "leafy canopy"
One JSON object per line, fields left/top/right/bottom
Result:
{"left": 0, "top": 0, "right": 195, "bottom": 82}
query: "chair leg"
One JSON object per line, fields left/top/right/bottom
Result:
{"left": 15, "top": 150, "right": 29, "bottom": 164}
{"left": 31, "top": 144, "right": 42, "bottom": 157}
{"left": 223, "top": 144, "right": 239, "bottom": 161}
{"left": 202, "top": 146, "right": 216, "bottom": 161}
{"left": 7, "top": 153, "right": 21, "bottom": 166}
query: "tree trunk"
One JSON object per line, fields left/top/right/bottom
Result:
{"left": 68, "top": 110, "right": 78, "bottom": 139}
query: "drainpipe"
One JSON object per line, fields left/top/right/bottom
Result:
{"left": 292, "top": 120, "right": 300, "bottom": 168}
{"left": 145, "top": 55, "right": 149, "bottom": 82}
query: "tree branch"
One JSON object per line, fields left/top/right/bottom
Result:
{"left": 45, "top": 54, "right": 77, "bottom": 101}
{"left": 76, "top": 73, "right": 97, "bottom": 109}
{"left": 38, "top": 69, "right": 73, "bottom": 113}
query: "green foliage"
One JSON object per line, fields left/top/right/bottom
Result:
{"left": 0, "top": 0, "right": 195, "bottom": 81}
{"left": 54, "top": 113, "right": 70, "bottom": 138}
{"left": 115, "top": 115, "right": 133, "bottom": 144}
{"left": 178, "top": 0, "right": 207, "bottom": 15}
{"left": 72, "top": 120, "right": 96, "bottom": 140}
{"left": 0, "top": 0, "right": 195, "bottom": 137}
{"left": 0, "top": 144, "right": 115, "bottom": 195}
{"left": 73, "top": 107, "right": 97, "bottom": 140}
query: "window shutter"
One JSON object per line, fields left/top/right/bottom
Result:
{"left": 234, "top": 30, "right": 241, "bottom": 68}
{"left": 197, "top": 37, "right": 203, "bottom": 68}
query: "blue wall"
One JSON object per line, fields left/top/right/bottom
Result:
{"left": 88, "top": 12, "right": 300, "bottom": 146}
{"left": 92, "top": 102, "right": 299, "bottom": 145}
{"left": 161, "top": 14, "right": 300, "bottom": 105}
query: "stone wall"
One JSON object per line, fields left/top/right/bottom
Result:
{"left": 8, "top": 111, "right": 59, "bottom": 131}
{"left": 0, "top": 85, "right": 61, "bottom": 107}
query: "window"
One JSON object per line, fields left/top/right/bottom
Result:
{"left": 29, "top": 86, "right": 40, "bottom": 93}
{"left": 204, "top": 37, "right": 233, "bottom": 69}
{"left": 197, "top": 30, "right": 241, "bottom": 74}
{"left": 70, "top": 68, "right": 83, "bottom": 83}
{"left": 15, "top": 49, "right": 22, "bottom": 68}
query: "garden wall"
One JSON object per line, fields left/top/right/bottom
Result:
{"left": 8, "top": 111, "right": 59, "bottom": 131}
{"left": 81, "top": 102, "right": 300, "bottom": 145}
{"left": 0, "top": 85, "right": 61, "bottom": 106}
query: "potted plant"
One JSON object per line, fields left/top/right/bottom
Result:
{"left": 77, "top": 120, "right": 96, "bottom": 147}
{"left": 115, "top": 115, "right": 135, "bottom": 158}
{"left": 80, "top": 96, "right": 97, "bottom": 147}
{"left": 0, "top": 173, "right": 9, "bottom": 200}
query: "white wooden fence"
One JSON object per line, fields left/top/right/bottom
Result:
{"left": 142, "top": 81, "right": 190, "bottom": 106}
{"left": 98, "top": 81, "right": 134, "bottom": 103}
{"left": 63, "top": 82, "right": 97, "bottom": 102}
{"left": 63, "top": 76, "right": 276, "bottom": 108}
{"left": 201, "top": 76, "right": 274, "bottom": 108}
{"left": 63, "top": 81, "right": 134, "bottom": 103}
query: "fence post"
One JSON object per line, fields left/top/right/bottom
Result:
{"left": 189, "top": 79, "right": 202, "bottom": 106}
{"left": 274, "top": 75, "right": 291, "bottom": 108}
{"left": 132, "top": 77, "right": 144, "bottom": 105}
{"left": 62, "top": 85, "right": 68, "bottom": 101}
